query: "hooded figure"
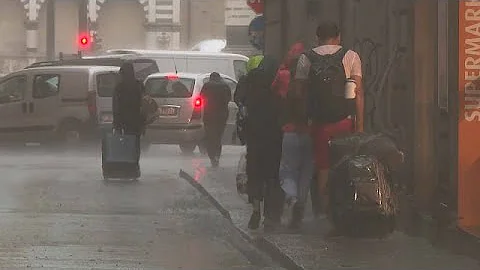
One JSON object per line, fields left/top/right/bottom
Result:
{"left": 113, "top": 62, "right": 144, "bottom": 134}
{"left": 109, "top": 62, "right": 144, "bottom": 176}
{"left": 200, "top": 72, "right": 232, "bottom": 167}
{"left": 242, "top": 55, "right": 284, "bottom": 231}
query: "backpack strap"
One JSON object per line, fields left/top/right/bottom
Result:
{"left": 304, "top": 47, "right": 349, "bottom": 64}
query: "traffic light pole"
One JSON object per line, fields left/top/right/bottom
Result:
{"left": 78, "top": 0, "right": 88, "bottom": 57}
{"left": 46, "top": 0, "right": 55, "bottom": 60}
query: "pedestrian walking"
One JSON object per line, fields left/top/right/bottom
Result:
{"left": 242, "top": 56, "right": 284, "bottom": 231}
{"left": 273, "top": 42, "right": 313, "bottom": 229}
{"left": 108, "top": 62, "right": 145, "bottom": 177}
{"left": 294, "top": 22, "right": 364, "bottom": 219}
{"left": 234, "top": 55, "right": 264, "bottom": 145}
{"left": 200, "top": 72, "right": 232, "bottom": 167}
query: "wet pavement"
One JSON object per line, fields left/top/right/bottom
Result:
{"left": 0, "top": 144, "right": 282, "bottom": 270}
{"left": 181, "top": 146, "right": 480, "bottom": 270}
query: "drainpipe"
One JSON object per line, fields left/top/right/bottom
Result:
{"left": 187, "top": 0, "right": 192, "bottom": 47}
{"left": 280, "top": 0, "right": 288, "bottom": 56}
{"left": 46, "top": 0, "right": 55, "bottom": 60}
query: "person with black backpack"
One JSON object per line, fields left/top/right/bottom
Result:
{"left": 294, "top": 22, "right": 364, "bottom": 218}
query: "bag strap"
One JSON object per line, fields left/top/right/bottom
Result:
{"left": 304, "top": 47, "right": 349, "bottom": 64}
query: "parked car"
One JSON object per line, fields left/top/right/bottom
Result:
{"left": 141, "top": 72, "right": 239, "bottom": 154}
{"left": 0, "top": 65, "right": 120, "bottom": 143}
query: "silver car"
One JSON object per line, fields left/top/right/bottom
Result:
{"left": 143, "top": 72, "right": 239, "bottom": 154}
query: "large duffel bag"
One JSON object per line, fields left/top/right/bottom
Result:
{"left": 329, "top": 155, "right": 397, "bottom": 237}
{"left": 329, "top": 132, "right": 404, "bottom": 171}
{"left": 101, "top": 131, "right": 140, "bottom": 180}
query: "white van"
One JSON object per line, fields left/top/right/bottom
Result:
{"left": 104, "top": 49, "right": 249, "bottom": 81}
{"left": 0, "top": 65, "right": 119, "bottom": 143}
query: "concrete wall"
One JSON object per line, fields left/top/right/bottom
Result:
{"left": 0, "top": 0, "right": 27, "bottom": 54}
{"left": 180, "top": 0, "right": 226, "bottom": 48}
{"left": 54, "top": 0, "right": 79, "bottom": 54}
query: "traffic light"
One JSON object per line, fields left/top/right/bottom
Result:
{"left": 78, "top": 33, "right": 91, "bottom": 51}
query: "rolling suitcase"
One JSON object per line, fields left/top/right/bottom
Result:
{"left": 101, "top": 130, "right": 140, "bottom": 180}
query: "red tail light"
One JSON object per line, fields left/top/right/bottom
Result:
{"left": 194, "top": 97, "right": 202, "bottom": 108}
{"left": 191, "top": 97, "right": 203, "bottom": 120}
{"left": 87, "top": 91, "right": 97, "bottom": 118}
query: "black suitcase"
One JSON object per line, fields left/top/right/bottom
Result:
{"left": 101, "top": 131, "right": 140, "bottom": 180}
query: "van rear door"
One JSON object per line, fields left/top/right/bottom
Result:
{"left": 95, "top": 71, "right": 118, "bottom": 125}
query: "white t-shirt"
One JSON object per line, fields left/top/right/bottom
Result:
{"left": 295, "top": 45, "right": 362, "bottom": 80}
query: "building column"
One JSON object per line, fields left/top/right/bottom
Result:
{"left": 25, "top": 21, "right": 39, "bottom": 53}
{"left": 413, "top": 0, "right": 438, "bottom": 212}
{"left": 140, "top": 0, "right": 157, "bottom": 49}
{"left": 21, "top": 0, "right": 45, "bottom": 55}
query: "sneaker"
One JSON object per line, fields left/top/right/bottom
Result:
{"left": 211, "top": 157, "right": 220, "bottom": 168}
{"left": 289, "top": 202, "right": 305, "bottom": 230}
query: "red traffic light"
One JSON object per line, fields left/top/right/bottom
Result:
{"left": 78, "top": 34, "right": 91, "bottom": 50}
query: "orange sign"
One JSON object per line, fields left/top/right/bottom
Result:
{"left": 458, "top": 0, "right": 480, "bottom": 228}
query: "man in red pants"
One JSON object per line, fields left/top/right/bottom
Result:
{"left": 294, "top": 22, "right": 364, "bottom": 219}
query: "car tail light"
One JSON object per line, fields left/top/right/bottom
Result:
{"left": 191, "top": 97, "right": 203, "bottom": 120}
{"left": 165, "top": 74, "right": 179, "bottom": 80}
{"left": 87, "top": 91, "right": 97, "bottom": 118}
{"left": 194, "top": 97, "right": 202, "bottom": 108}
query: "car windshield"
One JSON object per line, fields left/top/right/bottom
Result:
{"left": 145, "top": 77, "right": 195, "bottom": 98}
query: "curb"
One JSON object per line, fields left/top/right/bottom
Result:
{"left": 179, "top": 169, "right": 304, "bottom": 270}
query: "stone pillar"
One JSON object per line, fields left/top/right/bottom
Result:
{"left": 413, "top": 0, "right": 438, "bottom": 212}
{"left": 142, "top": 0, "right": 157, "bottom": 49}
{"left": 25, "top": 21, "right": 39, "bottom": 53}
{"left": 21, "top": 0, "right": 46, "bottom": 55}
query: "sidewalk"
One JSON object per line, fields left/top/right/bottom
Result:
{"left": 179, "top": 146, "right": 480, "bottom": 270}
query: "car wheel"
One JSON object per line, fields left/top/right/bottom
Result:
{"left": 179, "top": 143, "right": 196, "bottom": 155}
{"left": 58, "top": 121, "right": 82, "bottom": 145}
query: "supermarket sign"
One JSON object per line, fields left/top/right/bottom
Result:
{"left": 247, "top": 0, "right": 264, "bottom": 14}
{"left": 458, "top": 0, "right": 480, "bottom": 229}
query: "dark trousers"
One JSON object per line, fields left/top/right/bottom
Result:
{"left": 310, "top": 172, "right": 322, "bottom": 216}
{"left": 204, "top": 121, "right": 226, "bottom": 161}
{"left": 246, "top": 134, "right": 284, "bottom": 221}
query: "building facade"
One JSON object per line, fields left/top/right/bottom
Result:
{"left": 0, "top": 0, "right": 255, "bottom": 74}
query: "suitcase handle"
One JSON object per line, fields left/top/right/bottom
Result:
{"left": 112, "top": 128, "right": 125, "bottom": 135}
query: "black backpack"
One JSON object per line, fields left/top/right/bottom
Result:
{"left": 305, "top": 47, "right": 355, "bottom": 124}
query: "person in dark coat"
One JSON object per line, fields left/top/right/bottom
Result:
{"left": 243, "top": 56, "right": 284, "bottom": 230}
{"left": 200, "top": 72, "right": 232, "bottom": 167}
{"left": 109, "top": 62, "right": 144, "bottom": 177}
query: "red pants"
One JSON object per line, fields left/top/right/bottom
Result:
{"left": 312, "top": 118, "right": 354, "bottom": 170}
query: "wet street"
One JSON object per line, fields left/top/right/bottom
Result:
{"left": 0, "top": 144, "right": 280, "bottom": 270}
